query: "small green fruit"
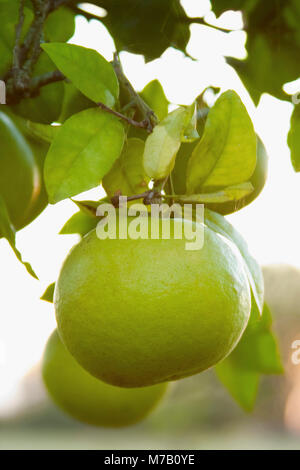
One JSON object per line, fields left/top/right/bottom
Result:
{"left": 42, "top": 330, "right": 168, "bottom": 427}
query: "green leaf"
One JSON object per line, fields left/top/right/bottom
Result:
{"left": 59, "top": 82, "right": 95, "bottom": 122}
{"left": 171, "top": 140, "right": 200, "bottom": 194}
{"left": 41, "top": 282, "right": 55, "bottom": 303}
{"left": 44, "top": 108, "right": 125, "bottom": 203}
{"left": 182, "top": 105, "right": 200, "bottom": 143}
{"left": 143, "top": 105, "right": 195, "bottom": 180}
{"left": 60, "top": 211, "right": 98, "bottom": 237}
{"left": 168, "top": 182, "right": 253, "bottom": 203}
{"left": 223, "top": 0, "right": 300, "bottom": 104}
{"left": 204, "top": 209, "right": 264, "bottom": 315}
{"left": 26, "top": 121, "right": 60, "bottom": 144}
{"left": 186, "top": 90, "right": 257, "bottom": 194}
{"left": 0, "top": 195, "right": 37, "bottom": 279}
{"left": 98, "top": 0, "right": 190, "bottom": 62}
{"left": 140, "top": 80, "right": 168, "bottom": 122}
{"left": 233, "top": 303, "right": 283, "bottom": 374}
{"left": 71, "top": 199, "right": 103, "bottom": 217}
{"left": 41, "top": 43, "right": 119, "bottom": 107}
{"left": 215, "top": 303, "right": 283, "bottom": 411}
{"left": 211, "top": 0, "right": 258, "bottom": 17}
{"left": 216, "top": 359, "right": 260, "bottom": 412}
{"left": 44, "top": 7, "right": 75, "bottom": 43}
{"left": 103, "top": 138, "right": 148, "bottom": 197}
{"left": 288, "top": 105, "right": 300, "bottom": 172}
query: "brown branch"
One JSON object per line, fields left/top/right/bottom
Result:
{"left": 97, "top": 102, "right": 153, "bottom": 132}
{"left": 6, "top": 0, "right": 69, "bottom": 104}
{"left": 30, "top": 70, "right": 65, "bottom": 90}
{"left": 13, "top": 0, "right": 25, "bottom": 71}
{"left": 180, "top": 16, "right": 236, "bottom": 33}
{"left": 112, "top": 53, "right": 158, "bottom": 132}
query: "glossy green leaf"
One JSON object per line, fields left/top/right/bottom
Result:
{"left": 103, "top": 138, "right": 148, "bottom": 197}
{"left": 41, "top": 43, "right": 119, "bottom": 107}
{"left": 216, "top": 0, "right": 300, "bottom": 104}
{"left": 288, "top": 105, "right": 300, "bottom": 172}
{"left": 204, "top": 209, "right": 264, "bottom": 315}
{"left": 171, "top": 141, "right": 200, "bottom": 195}
{"left": 97, "top": 0, "right": 190, "bottom": 62}
{"left": 59, "top": 82, "right": 95, "bottom": 122}
{"left": 182, "top": 105, "right": 200, "bottom": 143}
{"left": 0, "top": 195, "right": 37, "bottom": 279}
{"left": 41, "top": 282, "right": 55, "bottom": 303}
{"left": 140, "top": 80, "right": 168, "bottom": 122}
{"left": 215, "top": 303, "right": 283, "bottom": 411}
{"left": 44, "top": 7, "right": 75, "bottom": 43}
{"left": 168, "top": 182, "right": 253, "bottom": 203}
{"left": 143, "top": 105, "right": 195, "bottom": 180}
{"left": 26, "top": 121, "right": 60, "bottom": 144}
{"left": 44, "top": 108, "right": 125, "bottom": 203}
{"left": 71, "top": 199, "right": 103, "bottom": 217}
{"left": 234, "top": 305, "right": 283, "bottom": 374}
{"left": 60, "top": 211, "right": 99, "bottom": 237}
{"left": 186, "top": 91, "right": 257, "bottom": 194}
{"left": 216, "top": 359, "right": 260, "bottom": 412}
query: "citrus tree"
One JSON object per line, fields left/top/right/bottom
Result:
{"left": 1, "top": 0, "right": 297, "bottom": 426}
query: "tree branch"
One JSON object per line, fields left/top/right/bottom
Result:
{"left": 97, "top": 102, "right": 153, "bottom": 132}
{"left": 6, "top": 0, "right": 70, "bottom": 104}
{"left": 13, "top": 0, "right": 25, "bottom": 71}
{"left": 112, "top": 53, "right": 158, "bottom": 132}
{"left": 180, "top": 16, "right": 235, "bottom": 33}
{"left": 30, "top": 70, "right": 65, "bottom": 91}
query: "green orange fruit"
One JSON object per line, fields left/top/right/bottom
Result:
{"left": 42, "top": 330, "right": 168, "bottom": 427}
{"left": 55, "top": 217, "right": 251, "bottom": 387}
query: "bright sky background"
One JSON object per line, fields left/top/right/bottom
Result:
{"left": 0, "top": 0, "right": 299, "bottom": 415}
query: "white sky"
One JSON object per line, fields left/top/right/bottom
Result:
{"left": 0, "top": 1, "right": 299, "bottom": 414}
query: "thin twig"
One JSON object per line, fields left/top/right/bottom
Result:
{"left": 179, "top": 16, "right": 235, "bottom": 33}
{"left": 112, "top": 53, "right": 158, "bottom": 132}
{"left": 13, "top": 0, "right": 25, "bottom": 71}
{"left": 97, "top": 102, "right": 153, "bottom": 132}
{"left": 30, "top": 70, "right": 65, "bottom": 91}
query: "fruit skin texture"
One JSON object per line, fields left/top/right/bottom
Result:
{"left": 55, "top": 218, "right": 251, "bottom": 388}
{"left": 0, "top": 111, "right": 40, "bottom": 231}
{"left": 42, "top": 330, "right": 168, "bottom": 427}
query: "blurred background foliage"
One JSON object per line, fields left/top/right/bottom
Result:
{"left": 1, "top": 264, "right": 300, "bottom": 449}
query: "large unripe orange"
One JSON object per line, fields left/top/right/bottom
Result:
{"left": 55, "top": 217, "right": 251, "bottom": 387}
